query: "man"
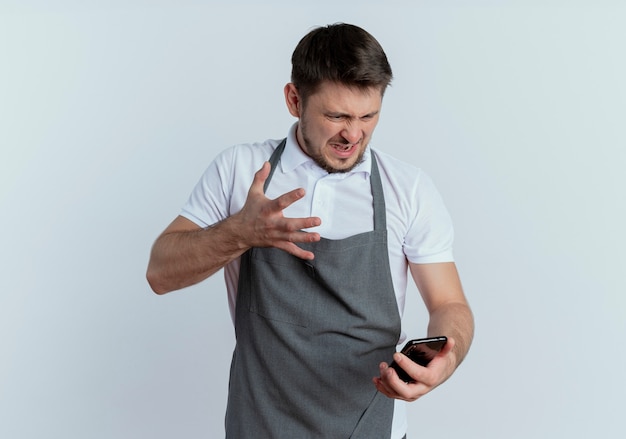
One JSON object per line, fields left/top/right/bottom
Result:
{"left": 147, "top": 23, "right": 473, "bottom": 439}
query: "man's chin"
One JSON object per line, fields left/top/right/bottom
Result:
{"left": 317, "top": 155, "right": 364, "bottom": 174}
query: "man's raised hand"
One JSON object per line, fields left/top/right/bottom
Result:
{"left": 233, "top": 162, "right": 321, "bottom": 260}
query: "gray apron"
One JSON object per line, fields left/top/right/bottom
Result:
{"left": 225, "top": 139, "right": 401, "bottom": 438}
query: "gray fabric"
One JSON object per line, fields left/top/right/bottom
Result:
{"left": 226, "top": 140, "right": 401, "bottom": 438}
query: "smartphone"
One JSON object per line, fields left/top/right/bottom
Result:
{"left": 389, "top": 336, "right": 447, "bottom": 383}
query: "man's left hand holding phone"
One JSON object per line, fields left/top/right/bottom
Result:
{"left": 372, "top": 336, "right": 457, "bottom": 402}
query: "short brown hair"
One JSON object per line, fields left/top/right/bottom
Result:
{"left": 291, "top": 23, "right": 393, "bottom": 101}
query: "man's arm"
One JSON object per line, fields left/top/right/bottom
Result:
{"left": 373, "top": 261, "right": 474, "bottom": 401}
{"left": 146, "top": 162, "right": 321, "bottom": 294}
{"left": 412, "top": 262, "right": 474, "bottom": 367}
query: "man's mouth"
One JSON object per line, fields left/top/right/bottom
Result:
{"left": 332, "top": 143, "right": 355, "bottom": 152}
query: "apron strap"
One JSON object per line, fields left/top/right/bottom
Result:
{"left": 263, "top": 138, "right": 287, "bottom": 193}
{"left": 370, "top": 151, "right": 387, "bottom": 231}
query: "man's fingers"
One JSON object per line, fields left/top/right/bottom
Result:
{"left": 250, "top": 165, "right": 312, "bottom": 217}
{"left": 282, "top": 229, "right": 321, "bottom": 247}
{"left": 374, "top": 362, "right": 430, "bottom": 402}
{"left": 250, "top": 162, "right": 272, "bottom": 193}
{"left": 278, "top": 216, "right": 322, "bottom": 232}
{"left": 273, "top": 187, "right": 307, "bottom": 211}
{"left": 278, "top": 241, "right": 317, "bottom": 261}
{"left": 244, "top": 162, "right": 321, "bottom": 256}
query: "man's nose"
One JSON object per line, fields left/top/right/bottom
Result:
{"left": 341, "top": 124, "right": 362, "bottom": 144}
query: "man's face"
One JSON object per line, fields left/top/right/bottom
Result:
{"left": 286, "top": 82, "right": 383, "bottom": 173}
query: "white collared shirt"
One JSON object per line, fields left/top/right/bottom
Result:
{"left": 181, "top": 123, "right": 454, "bottom": 439}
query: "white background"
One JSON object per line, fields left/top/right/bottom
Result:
{"left": 1, "top": 1, "right": 624, "bottom": 438}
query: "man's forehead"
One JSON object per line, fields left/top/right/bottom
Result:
{"left": 314, "top": 81, "right": 384, "bottom": 97}
{"left": 308, "top": 82, "right": 383, "bottom": 108}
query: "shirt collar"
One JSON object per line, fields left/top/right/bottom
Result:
{"left": 280, "top": 122, "right": 372, "bottom": 178}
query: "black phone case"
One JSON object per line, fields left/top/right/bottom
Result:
{"left": 389, "top": 336, "right": 447, "bottom": 382}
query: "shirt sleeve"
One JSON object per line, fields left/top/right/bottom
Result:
{"left": 180, "top": 147, "right": 235, "bottom": 228}
{"left": 403, "top": 171, "right": 455, "bottom": 264}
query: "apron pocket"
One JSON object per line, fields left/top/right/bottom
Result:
{"left": 247, "top": 247, "right": 316, "bottom": 327}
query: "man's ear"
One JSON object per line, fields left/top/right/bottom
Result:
{"left": 284, "top": 83, "right": 302, "bottom": 118}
